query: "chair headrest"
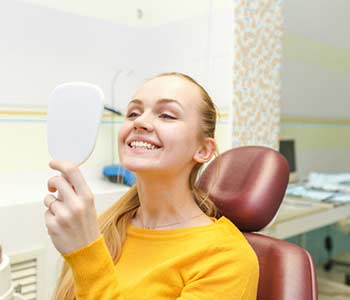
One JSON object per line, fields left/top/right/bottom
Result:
{"left": 198, "top": 146, "right": 289, "bottom": 232}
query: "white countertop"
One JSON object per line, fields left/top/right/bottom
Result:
{"left": 261, "top": 196, "right": 350, "bottom": 239}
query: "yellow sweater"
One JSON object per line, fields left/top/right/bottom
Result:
{"left": 64, "top": 216, "right": 259, "bottom": 300}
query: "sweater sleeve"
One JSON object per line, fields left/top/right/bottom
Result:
{"left": 177, "top": 243, "right": 259, "bottom": 300}
{"left": 63, "top": 235, "right": 123, "bottom": 300}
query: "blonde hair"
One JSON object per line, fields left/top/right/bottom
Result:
{"left": 54, "top": 72, "right": 220, "bottom": 299}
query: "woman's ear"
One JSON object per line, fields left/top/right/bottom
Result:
{"left": 193, "top": 137, "right": 216, "bottom": 163}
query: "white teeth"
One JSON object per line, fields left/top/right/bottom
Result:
{"left": 130, "top": 141, "right": 157, "bottom": 150}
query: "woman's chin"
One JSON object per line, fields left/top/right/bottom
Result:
{"left": 122, "top": 162, "right": 159, "bottom": 174}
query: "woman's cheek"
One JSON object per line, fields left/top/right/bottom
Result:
{"left": 118, "top": 123, "right": 129, "bottom": 143}
{"left": 117, "top": 126, "right": 128, "bottom": 159}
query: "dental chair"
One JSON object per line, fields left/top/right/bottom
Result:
{"left": 198, "top": 146, "right": 318, "bottom": 300}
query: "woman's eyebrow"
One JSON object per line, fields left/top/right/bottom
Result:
{"left": 128, "top": 98, "right": 184, "bottom": 110}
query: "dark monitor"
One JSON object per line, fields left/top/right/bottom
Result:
{"left": 279, "top": 139, "right": 297, "bottom": 181}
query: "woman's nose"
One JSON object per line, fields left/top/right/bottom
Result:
{"left": 133, "top": 113, "right": 154, "bottom": 132}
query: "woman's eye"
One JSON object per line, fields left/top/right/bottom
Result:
{"left": 126, "top": 112, "right": 139, "bottom": 118}
{"left": 159, "top": 113, "right": 176, "bottom": 120}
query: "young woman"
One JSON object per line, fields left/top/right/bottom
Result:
{"left": 44, "top": 72, "right": 259, "bottom": 300}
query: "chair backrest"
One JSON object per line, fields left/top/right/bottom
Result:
{"left": 198, "top": 146, "right": 318, "bottom": 300}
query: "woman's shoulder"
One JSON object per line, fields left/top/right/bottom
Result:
{"left": 186, "top": 216, "right": 258, "bottom": 267}
{"left": 182, "top": 217, "right": 259, "bottom": 284}
{"left": 209, "top": 216, "right": 257, "bottom": 257}
{"left": 212, "top": 216, "right": 251, "bottom": 247}
{"left": 209, "top": 216, "right": 252, "bottom": 244}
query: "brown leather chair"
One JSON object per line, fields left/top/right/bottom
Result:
{"left": 198, "top": 146, "right": 318, "bottom": 300}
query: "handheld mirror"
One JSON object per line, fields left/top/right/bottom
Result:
{"left": 47, "top": 82, "right": 104, "bottom": 166}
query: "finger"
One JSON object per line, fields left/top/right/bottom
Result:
{"left": 43, "top": 194, "right": 57, "bottom": 212}
{"left": 45, "top": 196, "right": 71, "bottom": 225}
{"left": 45, "top": 209, "right": 58, "bottom": 236}
{"left": 49, "top": 160, "right": 91, "bottom": 198}
{"left": 48, "top": 186, "right": 57, "bottom": 193}
{"left": 44, "top": 194, "right": 64, "bottom": 216}
{"left": 47, "top": 176, "right": 76, "bottom": 205}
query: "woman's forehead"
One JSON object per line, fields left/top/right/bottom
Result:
{"left": 132, "top": 76, "right": 201, "bottom": 107}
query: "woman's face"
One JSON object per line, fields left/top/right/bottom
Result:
{"left": 118, "top": 75, "right": 204, "bottom": 176}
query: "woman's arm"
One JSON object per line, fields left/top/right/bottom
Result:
{"left": 44, "top": 160, "right": 124, "bottom": 299}
{"left": 44, "top": 160, "right": 100, "bottom": 255}
{"left": 64, "top": 235, "right": 124, "bottom": 300}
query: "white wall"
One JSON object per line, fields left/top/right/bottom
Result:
{"left": 0, "top": 0, "right": 143, "bottom": 109}
{"left": 1, "top": 0, "right": 233, "bottom": 112}
{"left": 282, "top": 59, "right": 350, "bottom": 119}
{"left": 281, "top": 0, "right": 350, "bottom": 178}
{"left": 21, "top": 0, "right": 212, "bottom": 26}
{"left": 281, "top": 0, "right": 350, "bottom": 119}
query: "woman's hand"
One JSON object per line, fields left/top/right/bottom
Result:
{"left": 44, "top": 160, "right": 101, "bottom": 255}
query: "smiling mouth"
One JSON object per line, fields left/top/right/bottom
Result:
{"left": 127, "top": 141, "right": 162, "bottom": 150}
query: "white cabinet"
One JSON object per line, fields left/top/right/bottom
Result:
{"left": 0, "top": 171, "right": 128, "bottom": 300}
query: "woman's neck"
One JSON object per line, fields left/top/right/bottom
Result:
{"left": 133, "top": 174, "right": 206, "bottom": 229}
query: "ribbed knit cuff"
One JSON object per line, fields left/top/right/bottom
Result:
{"left": 63, "top": 235, "right": 117, "bottom": 295}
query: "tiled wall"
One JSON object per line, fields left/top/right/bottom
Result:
{"left": 232, "top": 0, "right": 283, "bottom": 149}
